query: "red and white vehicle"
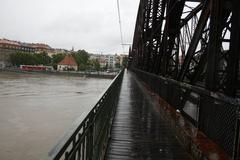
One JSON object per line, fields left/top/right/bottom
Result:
{"left": 20, "top": 65, "right": 53, "bottom": 71}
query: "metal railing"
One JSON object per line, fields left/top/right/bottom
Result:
{"left": 133, "top": 68, "right": 240, "bottom": 159}
{"left": 47, "top": 69, "right": 124, "bottom": 160}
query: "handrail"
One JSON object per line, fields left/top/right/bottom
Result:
{"left": 133, "top": 68, "right": 240, "bottom": 106}
{"left": 46, "top": 69, "right": 124, "bottom": 160}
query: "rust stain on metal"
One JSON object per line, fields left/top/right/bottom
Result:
{"left": 142, "top": 81, "right": 231, "bottom": 160}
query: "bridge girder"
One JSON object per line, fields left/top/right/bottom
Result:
{"left": 130, "top": 0, "right": 240, "bottom": 98}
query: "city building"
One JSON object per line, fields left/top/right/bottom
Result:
{"left": 99, "top": 58, "right": 106, "bottom": 68}
{"left": 89, "top": 54, "right": 100, "bottom": 60}
{"left": 0, "top": 39, "right": 48, "bottom": 53}
{"left": 0, "top": 38, "right": 55, "bottom": 68}
{"left": 89, "top": 54, "right": 105, "bottom": 68}
{"left": 105, "top": 54, "right": 117, "bottom": 68}
{"left": 32, "top": 43, "right": 52, "bottom": 53}
{"left": 57, "top": 55, "right": 78, "bottom": 71}
{"left": 0, "top": 38, "right": 54, "bottom": 53}
{"left": 0, "top": 39, "right": 22, "bottom": 68}
{"left": 19, "top": 42, "right": 35, "bottom": 52}
{"left": 89, "top": 53, "right": 126, "bottom": 69}
{"left": 0, "top": 39, "right": 21, "bottom": 50}
{"left": 47, "top": 48, "right": 70, "bottom": 57}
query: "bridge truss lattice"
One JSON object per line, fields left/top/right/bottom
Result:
{"left": 130, "top": 0, "right": 240, "bottom": 98}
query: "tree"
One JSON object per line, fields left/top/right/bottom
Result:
{"left": 104, "top": 63, "right": 108, "bottom": 70}
{"left": 73, "top": 50, "right": 90, "bottom": 71}
{"left": 9, "top": 52, "right": 52, "bottom": 67}
{"left": 35, "top": 52, "right": 51, "bottom": 65}
{"left": 115, "top": 62, "right": 121, "bottom": 68}
{"left": 122, "top": 56, "right": 128, "bottom": 67}
{"left": 91, "top": 59, "right": 100, "bottom": 71}
{"left": 52, "top": 53, "right": 65, "bottom": 64}
{"left": 51, "top": 53, "right": 65, "bottom": 69}
{"left": 10, "top": 52, "right": 38, "bottom": 66}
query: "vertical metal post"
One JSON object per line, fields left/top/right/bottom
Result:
{"left": 82, "top": 124, "right": 86, "bottom": 160}
{"left": 225, "top": 0, "right": 240, "bottom": 97}
{"left": 77, "top": 133, "right": 81, "bottom": 160}
{"left": 205, "top": 0, "right": 223, "bottom": 91}
{"left": 233, "top": 112, "right": 240, "bottom": 160}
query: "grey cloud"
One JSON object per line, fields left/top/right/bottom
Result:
{"left": 0, "top": 0, "right": 139, "bottom": 54}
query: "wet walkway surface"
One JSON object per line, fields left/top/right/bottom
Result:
{"left": 105, "top": 71, "right": 192, "bottom": 160}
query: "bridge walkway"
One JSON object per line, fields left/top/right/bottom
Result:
{"left": 105, "top": 70, "right": 192, "bottom": 160}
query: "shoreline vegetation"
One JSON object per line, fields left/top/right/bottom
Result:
{"left": 9, "top": 50, "right": 102, "bottom": 71}
{"left": 8, "top": 49, "right": 127, "bottom": 71}
{"left": 1, "top": 68, "right": 118, "bottom": 79}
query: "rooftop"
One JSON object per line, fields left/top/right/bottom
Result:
{"left": 58, "top": 55, "right": 78, "bottom": 66}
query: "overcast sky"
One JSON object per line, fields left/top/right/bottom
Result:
{"left": 0, "top": 0, "right": 139, "bottom": 54}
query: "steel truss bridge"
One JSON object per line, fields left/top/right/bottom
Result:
{"left": 130, "top": 0, "right": 240, "bottom": 98}
{"left": 128, "top": 0, "right": 240, "bottom": 159}
{"left": 47, "top": 0, "right": 240, "bottom": 160}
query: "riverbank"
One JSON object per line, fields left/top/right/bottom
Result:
{"left": 1, "top": 68, "right": 117, "bottom": 79}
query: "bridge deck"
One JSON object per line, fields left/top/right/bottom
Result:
{"left": 105, "top": 70, "right": 192, "bottom": 160}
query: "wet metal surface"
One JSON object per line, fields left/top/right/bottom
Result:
{"left": 0, "top": 71, "right": 111, "bottom": 160}
{"left": 105, "top": 71, "right": 192, "bottom": 160}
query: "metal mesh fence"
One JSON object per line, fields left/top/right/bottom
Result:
{"left": 199, "top": 96, "right": 238, "bottom": 155}
{"left": 133, "top": 68, "right": 240, "bottom": 158}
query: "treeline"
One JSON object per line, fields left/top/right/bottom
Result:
{"left": 9, "top": 50, "right": 101, "bottom": 71}
{"left": 72, "top": 50, "right": 101, "bottom": 71}
{"left": 10, "top": 52, "right": 51, "bottom": 66}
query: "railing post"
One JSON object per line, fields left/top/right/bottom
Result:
{"left": 88, "top": 115, "right": 94, "bottom": 160}
{"left": 82, "top": 123, "right": 86, "bottom": 160}
{"left": 233, "top": 111, "right": 240, "bottom": 160}
{"left": 77, "top": 133, "right": 82, "bottom": 160}
{"left": 72, "top": 136, "right": 76, "bottom": 160}
{"left": 64, "top": 151, "right": 69, "bottom": 160}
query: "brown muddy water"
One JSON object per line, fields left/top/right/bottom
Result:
{"left": 0, "top": 71, "right": 112, "bottom": 160}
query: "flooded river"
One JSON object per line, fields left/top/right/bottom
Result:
{"left": 0, "top": 71, "right": 112, "bottom": 160}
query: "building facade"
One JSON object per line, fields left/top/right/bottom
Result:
{"left": 57, "top": 55, "right": 78, "bottom": 71}
{"left": 105, "top": 54, "right": 117, "bottom": 68}
{"left": 0, "top": 38, "right": 53, "bottom": 68}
